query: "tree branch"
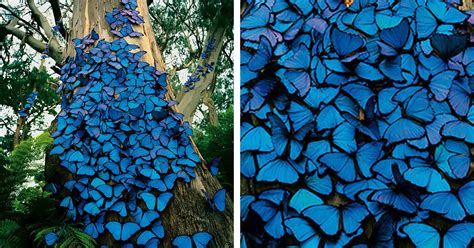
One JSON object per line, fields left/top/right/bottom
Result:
{"left": 48, "top": 0, "right": 67, "bottom": 38}
{"left": 3, "top": 19, "right": 63, "bottom": 64}
{"left": 0, "top": 3, "right": 48, "bottom": 41}
{"left": 27, "top": 0, "right": 58, "bottom": 44}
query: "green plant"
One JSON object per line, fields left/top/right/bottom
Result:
{"left": 31, "top": 223, "right": 96, "bottom": 248}
{"left": 0, "top": 219, "right": 24, "bottom": 248}
{"left": 194, "top": 108, "right": 234, "bottom": 191}
{"left": 0, "top": 132, "right": 53, "bottom": 216}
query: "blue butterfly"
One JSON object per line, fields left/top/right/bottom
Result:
{"left": 84, "top": 213, "right": 105, "bottom": 239}
{"left": 288, "top": 188, "right": 323, "bottom": 213}
{"left": 305, "top": 172, "right": 333, "bottom": 196}
{"left": 172, "top": 232, "right": 213, "bottom": 248}
{"left": 378, "top": 19, "right": 410, "bottom": 56}
{"left": 370, "top": 164, "right": 420, "bottom": 214}
{"left": 301, "top": 202, "right": 369, "bottom": 236}
{"left": 285, "top": 217, "right": 322, "bottom": 247}
{"left": 105, "top": 222, "right": 140, "bottom": 241}
{"left": 250, "top": 189, "right": 290, "bottom": 239}
{"left": 207, "top": 157, "right": 220, "bottom": 176}
{"left": 131, "top": 207, "right": 160, "bottom": 227}
{"left": 44, "top": 232, "right": 59, "bottom": 246}
{"left": 241, "top": 124, "right": 273, "bottom": 152}
{"left": 330, "top": 28, "right": 365, "bottom": 59}
{"left": 256, "top": 158, "right": 304, "bottom": 184}
{"left": 434, "top": 139, "right": 471, "bottom": 179}
{"left": 137, "top": 221, "right": 165, "bottom": 247}
{"left": 318, "top": 141, "right": 384, "bottom": 182}
{"left": 420, "top": 181, "right": 474, "bottom": 221}
{"left": 402, "top": 222, "right": 474, "bottom": 248}
{"left": 277, "top": 44, "right": 311, "bottom": 96}
{"left": 203, "top": 188, "right": 226, "bottom": 212}
{"left": 269, "top": 113, "right": 312, "bottom": 160}
{"left": 431, "top": 34, "right": 467, "bottom": 60}
{"left": 138, "top": 192, "right": 173, "bottom": 212}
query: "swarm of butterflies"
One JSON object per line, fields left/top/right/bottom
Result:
{"left": 19, "top": 91, "right": 38, "bottom": 118}
{"left": 184, "top": 38, "right": 217, "bottom": 90}
{"left": 45, "top": 0, "right": 225, "bottom": 247}
{"left": 241, "top": 0, "right": 474, "bottom": 247}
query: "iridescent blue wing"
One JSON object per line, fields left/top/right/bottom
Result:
{"left": 331, "top": 28, "right": 364, "bottom": 57}
{"left": 401, "top": 223, "right": 440, "bottom": 247}
{"left": 420, "top": 192, "right": 466, "bottom": 221}
{"left": 192, "top": 231, "right": 213, "bottom": 248}
{"left": 172, "top": 235, "right": 192, "bottom": 248}
{"left": 212, "top": 188, "right": 226, "bottom": 212}
{"left": 302, "top": 205, "right": 340, "bottom": 236}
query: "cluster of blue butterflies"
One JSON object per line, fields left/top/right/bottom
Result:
{"left": 183, "top": 39, "right": 217, "bottom": 90}
{"left": 19, "top": 91, "right": 38, "bottom": 118}
{"left": 105, "top": 0, "right": 145, "bottom": 38}
{"left": 201, "top": 39, "right": 216, "bottom": 59}
{"left": 241, "top": 0, "right": 474, "bottom": 247}
{"left": 46, "top": 0, "right": 225, "bottom": 246}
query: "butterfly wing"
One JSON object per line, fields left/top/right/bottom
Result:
{"left": 212, "top": 189, "right": 226, "bottom": 212}
{"left": 241, "top": 126, "right": 273, "bottom": 152}
{"left": 305, "top": 172, "right": 333, "bottom": 196}
{"left": 44, "top": 232, "right": 59, "bottom": 246}
{"left": 157, "top": 192, "right": 174, "bottom": 212}
{"left": 303, "top": 205, "right": 340, "bottom": 236}
{"left": 285, "top": 217, "right": 321, "bottom": 244}
{"left": 403, "top": 167, "right": 450, "bottom": 193}
{"left": 319, "top": 152, "right": 356, "bottom": 182}
{"left": 331, "top": 28, "right": 364, "bottom": 57}
{"left": 371, "top": 189, "right": 417, "bottom": 214}
{"left": 384, "top": 118, "right": 425, "bottom": 144}
{"left": 289, "top": 189, "right": 323, "bottom": 213}
{"left": 444, "top": 223, "right": 474, "bottom": 248}
{"left": 342, "top": 203, "right": 369, "bottom": 235}
{"left": 172, "top": 235, "right": 193, "bottom": 248}
{"left": 415, "top": 7, "right": 437, "bottom": 39}
{"left": 430, "top": 70, "right": 457, "bottom": 101}
{"left": 256, "top": 159, "right": 299, "bottom": 184}
{"left": 379, "top": 19, "right": 410, "bottom": 51}
{"left": 105, "top": 222, "right": 122, "bottom": 241}
{"left": 402, "top": 223, "right": 440, "bottom": 247}
{"left": 356, "top": 142, "right": 384, "bottom": 178}
{"left": 420, "top": 192, "right": 466, "bottom": 221}
{"left": 458, "top": 181, "right": 474, "bottom": 215}
{"left": 431, "top": 34, "right": 467, "bottom": 60}
{"left": 192, "top": 232, "right": 213, "bottom": 248}
{"left": 269, "top": 114, "right": 289, "bottom": 156}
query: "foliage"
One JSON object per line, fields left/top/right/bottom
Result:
{"left": 0, "top": 46, "right": 59, "bottom": 144}
{"left": 31, "top": 223, "right": 96, "bottom": 248}
{"left": 195, "top": 108, "right": 234, "bottom": 191}
{"left": 0, "top": 132, "right": 52, "bottom": 217}
{"left": 0, "top": 219, "right": 25, "bottom": 248}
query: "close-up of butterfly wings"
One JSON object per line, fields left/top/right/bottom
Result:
{"left": 241, "top": 0, "right": 474, "bottom": 247}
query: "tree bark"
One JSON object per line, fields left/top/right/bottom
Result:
{"left": 461, "top": 0, "right": 473, "bottom": 10}
{"left": 176, "top": 2, "right": 232, "bottom": 124}
{"left": 46, "top": 0, "right": 233, "bottom": 246}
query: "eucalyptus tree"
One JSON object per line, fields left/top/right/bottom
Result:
{"left": 0, "top": 0, "right": 233, "bottom": 246}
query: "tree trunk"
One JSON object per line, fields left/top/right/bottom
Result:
{"left": 461, "top": 0, "right": 473, "bottom": 10}
{"left": 46, "top": 0, "right": 233, "bottom": 246}
{"left": 176, "top": 3, "right": 231, "bottom": 124}
{"left": 12, "top": 117, "right": 24, "bottom": 147}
